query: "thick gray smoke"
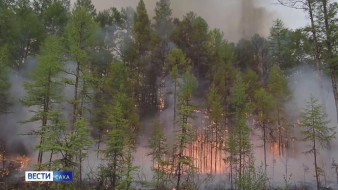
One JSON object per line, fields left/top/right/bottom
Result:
{"left": 0, "top": 57, "right": 39, "bottom": 157}
{"left": 252, "top": 65, "right": 338, "bottom": 189}
{"left": 86, "top": 0, "right": 275, "bottom": 42}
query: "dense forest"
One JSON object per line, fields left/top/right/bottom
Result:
{"left": 0, "top": 0, "right": 337, "bottom": 189}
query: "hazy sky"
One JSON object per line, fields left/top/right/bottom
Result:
{"left": 82, "top": 0, "right": 318, "bottom": 42}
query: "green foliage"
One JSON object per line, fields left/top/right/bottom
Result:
{"left": 134, "top": 0, "right": 151, "bottom": 54}
{"left": 0, "top": 45, "right": 11, "bottom": 113}
{"left": 174, "top": 70, "right": 198, "bottom": 190}
{"left": 21, "top": 35, "right": 64, "bottom": 118}
{"left": 236, "top": 160, "right": 269, "bottom": 190}
{"left": 171, "top": 11, "right": 209, "bottom": 75}
{"left": 167, "top": 48, "right": 191, "bottom": 78}
{"left": 13, "top": 0, "right": 45, "bottom": 68}
{"left": 207, "top": 85, "right": 223, "bottom": 124}
{"left": 300, "top": 96, "right": 336, "bottom": 151}
{"left": 254, "top": 88, "right": 274, "bottom": 122}
{"left": 268, "top": 65, "right": 289, "bottom": 103}
{"left": 116, "top": 146, "right": 139, "bottom": 190}
{"left": 153, "top": 0, "right": 173, "bottom": 37}
{"left": 269, "top": 19, "right": 294, "bottom": 69}
{"left": 71, "top": 119, "right": 95, "bottom": 154}
{"left": 300, "top": 96, "right": 336, "bottom": 189}
{"left": 226, "top": 75, "right": 252, "bottom": 187}
{"left": 66, "top": 6, "right": 98, "bottom": 64}
{"left": 99, "top": 94, "right": 139, "bottom": 189}
{"left": 74, "top": 0, "right": 96, "bottom": 17}
{"left": 243, "top": 69, "right": 260, "bottom": 101}
{"left": 42, "top": 1, "right": 69, "bottom": 35}
{"left": 147, "top": 120, "right": 171, "bottom": 189}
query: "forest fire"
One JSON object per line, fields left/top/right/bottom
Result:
{"left": 0, "top": 153, "right": 31, "bottom": 178}
{"left": 1, "top": 0, "right": 337, "bottom": 189}
{"left": 16, "top": 155, "right": 30, "bottom": 171}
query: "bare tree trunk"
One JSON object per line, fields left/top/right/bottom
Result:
{"left": 321, "top": 0, "right": 338, "bottom": 123}
{"left": 263, "top": 121, "right": 267, "bottom": 174}
{"left": 307, "top": 0, "right": 327, "bottom": 110}
{"left": 72, "top": 62, "right": 80, "bottom": 130}
{"left": 173, "top": 80, "right": 177, "bottom": 128}
{"left": 313, "top": 129, "right": 320, "bottom": 190}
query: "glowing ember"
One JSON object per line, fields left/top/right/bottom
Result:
{"left": 270, "top": 142, "right": 279, "bottom": 158}
{"left": 16, "top": 155, "right": 30, "bottom": 171}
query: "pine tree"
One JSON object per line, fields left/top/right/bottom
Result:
{"left": 13, "top": 0, "right": 45, "bottom": 69}
{"left": 299, "top": 96, "right": 336, "bottom": 190}
{"left": 20, "top": 36, "right": 65, "bottom": 168}
{"left": 131, "top": 0, "right": 151, "bottom": 104}
{"left": 74, "top": 0, "right": 96, "bottom": 17}
{"left": 153, "top": 0, "right": 173, "bottom": 37}
{"left": 171, "top": 12, "right": 209, "bottom": 75}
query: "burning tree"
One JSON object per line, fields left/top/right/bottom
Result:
{"left": 174, "top": 70, "right": 198, "bottom": 190}
{"left": 299, "top": 96, "right": 336, "bottom": 190}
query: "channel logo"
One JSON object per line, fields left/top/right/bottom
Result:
{"left": 25, "top": 171, "right": 73, "bottom": 182}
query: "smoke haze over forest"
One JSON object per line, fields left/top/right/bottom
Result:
{"left": 84, "top": 0, "right": 309, "bottom": 42}
{"left": 0, "top": 0, "right": 337, "bottom": 189}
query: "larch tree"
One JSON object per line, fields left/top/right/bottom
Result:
{"left": 268, "top": 65, "right": 290, "bottom": 156}
{"left": 175, "top": 70, "right": 198, "bottom": 190}
{"left": 65, "top": 6, "right": 97, "bottom": 130}
{"left": 0, "top": 45, "right": 11, "bottom": 114}
{"left": 99, "top": 93, "right": 139, "bottom": 190}
{"left": 269, "top": 19, "right": 294, "bottom": 70}
{"left": 277, "top": 0, "right": 325, "bottom": 106}
{"left": 316, "top": 0, "right": 338, "bottom": 122}
{"left": 207, "top": 29, "right": 236, "bottom": 175}
{"left": 99, "top": 99, "right": 127, "bottom": 189}
{"left": 250, "top": 34, "right": 271, "bottom": 86}
{"left": 253, "top": 88, "right": 274, "bottom": 174}
{"left": 207, "top": 84, "right": 223, "bottom": 174}
{"left": 167, "top": 49, "right": 191, "bottom": 128}
{"left": 65, "top": 6, "right": 98, "bottom": 182}
{"left": 229, "top": 75, "right": 252, "bottom": 189}
{"left": 300, "top": 96, "right": 336, "bottom": 190}
{"left": 20, "top": 36, "right": 65, "bottom": 169}
{"left": 147, "top": 120, "right": 171, "bottom": 189}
